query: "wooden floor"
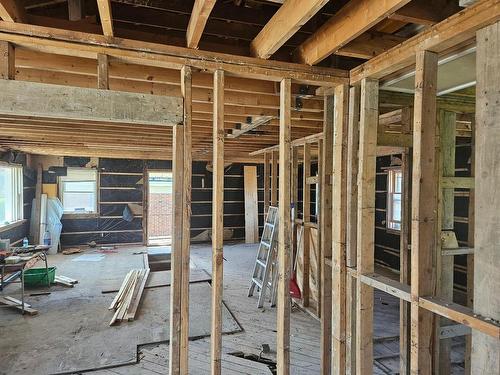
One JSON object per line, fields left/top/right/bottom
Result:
{"left": 90, "top": 242, "right": 465, "bottom": 374}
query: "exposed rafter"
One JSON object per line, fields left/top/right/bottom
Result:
{"left": 0, "top": 0, "right": 26, "bottom": 22}
{"left": 186, "top": 0, "right": 217, "bottom": 49}
{"left": 294, "top": 0, "right": 411, "bottom": 65}
{"left": 250, "top": 0, "right": 328, "bottom": 59}
{"left": 96, "top": 0, "right": 114, "bottom": 36}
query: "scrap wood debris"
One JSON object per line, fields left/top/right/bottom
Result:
{"left": 109, "top": 268, "right": 150, "bottom": 326}
{"left": 54, "top": 275, "right": 78, "bottom": 287}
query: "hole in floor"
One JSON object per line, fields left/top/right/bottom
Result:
{"left": 228, "top": 351, "right": 277, "bottom": 374}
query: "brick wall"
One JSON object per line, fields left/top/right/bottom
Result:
{"left": 148, "top": 192, "right": 172, "bottom": 238}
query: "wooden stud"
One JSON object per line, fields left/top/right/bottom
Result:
{"left": 97, "top": 53, "right": 109, "bottom": 90}
{"left": 320, "top": 100, "right": 335, "bottom": 375}
{"left": 472, "top": 21, "right": 500, "bottom": 374}
{"left": 399, "top": 150, "right": 411, "bottom": 375}
{"left": 345, "top": 85, "right": 360, "bottom": 375}
{"left": 356, "top": 78, "right": 378, "bottom": 375}
{"left": 271, "top": 150, "right": 278, "bottom": 206}
{"left": 0, "top": 41, "right": 14, "bottom": 80}
{"left": 0, "top": 0, "right": 26, "bottom": 22}
{"left": 169, "top": 123, "right": 184, "bottom": 375}
{"left": 180, "top": 65, "right": 192, "bottom": 374}
{"left": 263, "top": 152, "right": 270, "bottom": 216}
{"left": 332, "top": 83, "right": 349, "bottom": 375}
{"left": 244, "top": 166, "right": 259, "bottom": 243}
{"left": 410, "top": 50, "right": 438, "bottom": 375}
{"left": 277, "top": 77, "right": 292, "bottom": 375}
{"left": 291, "top": 147, "right": 299, "bottom": 265}
{"left": 210, "top": 69, "right": 224, "bottom": 375}
{"left": 68, "top": 0, "right": 82, "bottom": 21}
{"left": 302, "top": 142, "right": 311, "bottom": 307}
{"left": 316, "top": 138, "right": 323, "bottom": 318}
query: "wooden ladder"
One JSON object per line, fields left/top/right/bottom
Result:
{"left": 248, "top": 206, "right": 279, "bottom": 308}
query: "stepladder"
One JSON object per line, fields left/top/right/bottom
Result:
{"left": 248, "top": 206, "right": 279, "bottom": 308}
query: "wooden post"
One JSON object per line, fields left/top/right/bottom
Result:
{"left": 320, "top": 94, "right": 334, "bottom": 375}
{"left": 97, "top": 53, "right": 109, "bottom": 90}
{"left": 346, "top": 85, "right": 360, "bottom": 375}
{"left": 302, "top": 142, "right": 311, "bottom": 307}
{"left": 472, "top": 21, "right": 500, "bottom": 375}
{"left": 316, "top": 139, "right": 323, "bottom": 318}
{"left": 356, "top": 78, "right": 378, "bottom": 375}
{"left": 291, "top": 147, "right": 299, "bottom": 265}
{"left": 271, "top": 150, "right": 278, "bottom": 206}
{"left": 332, "top": 83, "right": 349, "bottom": 374}
{"left": 264, "top": 152, "right": 270, "bottom": 216}
{"left": 0, "top": 41, "right": 15, "bottom": 80}
{"left": 180, "top": 65, "right": 192, "bottom": 374}
{"left": 244, "top": 166, "right": 259, "bottom": 243}
{"left": 277, "top": 77, "right": 292, "bottom": 375}
{"left": 210, "top": 69, "right": 224, "bottom": 375}
{"left": 399, "top": 150, "right": 411, "bottom": 375}
{"left": 68, "top": 0, "right": 82, "bottom": 21}
{"left": 410, "top": 50, "right": 438, "bottom": 375}
{"left": 169, "top": 123, "right": 184, "bottom": 375}
{"left": 437, "top": 109, "right": 456, "bottom": 374}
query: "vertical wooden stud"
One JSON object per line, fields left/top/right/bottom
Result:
{"left": 180, "top": 65, "right": 192, "bottom": 374}
{"left": 244, "top": 166, "right": 259, "bottom": 243}
{"left": 332, "top": 83, "right": 349, "bottom": 374}
{"left": 302, "top": 142, "right": 311, "bottom": 307}
{"left": 68, "top": 0, "right": 82, "bottom": 21}
{"left": 271, "top": 150, "right": 278, "bottom": 206}
{"left": 356, "top": 78, "right": 378, "bottom": 375}
{"left": 264, "top": 152, "right": 270, "bottom": 216}
{"left": 316, "top": 139, "right": 323, "bottom": 318}
{"left": 345, "top": 85, "right": 360, "bottom": 375}
{"left": 97, "top": 53, "right": 109, "bottom": 90}
{"left": 210, "top": 69, "right": 224, "bottom": 375}
{"left": 0, "top": 41, "right": 15, "bottom": 80}
{"left": 277, "top": 77, "right": 292, "bottom": 375}
{"left": 291, "top": 147, "right": 299, "bottom": 263}
{"left": 169, "top": 123, "right": 184, "bottom": 375}
{"left": 410, "top": 50, "right": 439, "bottom": 375}
{"left": 320, "top": 94, "right": 334, "bottom": 375}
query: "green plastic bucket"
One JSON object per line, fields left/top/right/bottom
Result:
{"left": 23, "top": 267, "right": 56, "bottom": 287}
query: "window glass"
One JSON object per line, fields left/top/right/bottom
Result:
{"left": 0, "top": 165, "right": 23, "bottom": 226}
{"left": 387, "top": 168, "right": 403, "bottom": 231}
{"left": 59, "top": 169, "right": 97, "bottom": 213}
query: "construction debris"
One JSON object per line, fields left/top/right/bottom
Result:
{"left": 54, "top": 275, "right": 78, "bottom": 287}
{"left": 109, "top": 268, "right": 150, "bottom": 326}
{"left": 62, "top": 248, "right": 82, "bottom": 255}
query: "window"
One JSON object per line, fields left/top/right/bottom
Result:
{"left": 59, "top": 168, "right": 98, "bottom": 214}
{"left": 387, "top": 168, "right": 403, "bottom": 231}
{"left": 0, "top": 165, "right": 23, "bottom": 227}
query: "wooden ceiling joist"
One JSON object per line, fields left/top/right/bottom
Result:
{"left": 96, "top": 0, "right": 114, "bottom": 36}
{"left": 186, "top": 0, "right": 216, "bottom": 49}
{"left": 350, "top": 0, "right": 500, "bottom": 83}
{"left": 0, "top": 0, "right": 25, "bottom": 22}
{"left": 294, "top": 0, "right": 411, "bottom": 65}
{"left": 250, "top": 0, "right": 328, "bottom": 59}
{"left": 0, "top": 21, "right": 348, "bottom": 85}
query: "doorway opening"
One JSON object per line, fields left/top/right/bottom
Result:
{"left": 146, "top": 170, "right": 173, "bottom": 246}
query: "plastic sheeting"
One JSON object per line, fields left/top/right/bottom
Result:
{"left": 46, "top": 198, "right": 63, "bottom": 255}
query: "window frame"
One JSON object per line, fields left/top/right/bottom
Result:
{"left": 58, "top": 168, "right": 98, "bottom": 215}
{"left": 0, "top": 163, "right": 24, "bottom": 228}
{"left": 386, "top": 167, "right": 403, "bottom": 232}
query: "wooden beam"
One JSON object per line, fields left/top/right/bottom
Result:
{"left": 0, "top": 80, "right": 182, "bottom": 125}
{"left": 350, "top": 0, "right": 500, "bottom": 83}
{"left": 68, "top": 0, "right": 82, "bottom": 21}
{"left": 244, "top": 166, "right": 259, "bottom": 243}
{"left": 302, "top": 142, "right": 311, "bottom": 307}
{"left": 410, "top": 50, "right": 438, "bottom": 374}
{"left": 0, "top": 0, "right": 26, "bottom": 22}
{"left": 472, "top": 20, "right": 500, "bottom": 372}
{"left": 0, "top": 20, "right": 349, "bottom": 85}
{"left": 331, "top": 83, "right": 349, "bottom": 375}
{"left": 169, "top": 123, "right": 184, "bottom": 375}
{"left": 97, "top": 53, "right": 109, "bottom": 90}
{"left": 271, "top": 150, "right": 278, "bottom": 206}
{"left": 359, "top": 273, "right": 411, "bottom": 302}
{"left": 0, "top": 41, "right": 14, "bottom": 79}
{"left": 96, "top": 0, "right": 113, "bottom": 36}
{"left": 263, "top": 152, "right": 270, "bottom": 215}
{"left": 277, "top": 77, "right": 292, "bottom": 375}
{"left": 250, "top": 0, "right": 328, "bottom": 59}
{"left": 294, "top": 0, "right": 411, "bottom": 65}
{"left": 210, "top": 69, "right": 224, "bottom": 375}
{"left": 356, "top": 78, "right": 378, "bottom": 375}
{"left": 320, "top": 95, "right": 335, "bottom": 375}
{"left": 180, "top": 65, "right": 192, "bottom": 374}
{"left": 186, "top": 0, "right": 216, "bottom": 49}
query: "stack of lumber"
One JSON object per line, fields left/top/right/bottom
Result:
{"left": 54, "top": 275, "right": 78, "bottom": 287}
{"left": 109, "top": 268, "right": 150, "bottom": 326}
